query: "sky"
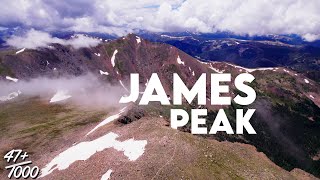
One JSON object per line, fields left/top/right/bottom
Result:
{"left": 1, "top": 0, "right": 320, "bottom": 41}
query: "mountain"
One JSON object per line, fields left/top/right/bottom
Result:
{"left": 2, "top": 29, "right": 320, "bottom": 82}
{"left": 0, "top": 34, "right": 319, "bottom": 179}
{"left": 137, "top": 32, "right": 320, "bottom": 83}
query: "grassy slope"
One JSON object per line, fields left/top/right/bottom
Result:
{"left": 201, "top": 70, "right": 320, "bottom": 177}
{"left": 0, "top": 97, "right": 109, "bottom": 175}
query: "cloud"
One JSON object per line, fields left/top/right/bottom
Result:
{"left": 302, "top": 33, "right": 320, "bottom": 42}
{"left": 0, "top": 73, "right": 125, "bottom": 109}
{"left": 6, "top": 29, "right": 101, "bottom": 49}
{"left": 0, "top": 0, "right": 320, "bottom": 41}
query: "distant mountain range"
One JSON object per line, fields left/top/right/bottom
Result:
{"left": 137, "top": 31, "right": 320, "bottom": 83}
{"left": 1, "top": 29, "right": 319, "bottom": 82}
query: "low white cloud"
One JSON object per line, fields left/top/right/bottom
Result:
{"left": 0, "top": 73, "right": 125, "bottom": 109}
{"left": 302, "top": 33, "right": 320, "bottom": 42}
{"left": 6, "top": 29, "right": 62, "bottom": 49}
{"left": 1, "top": 0, "right": 320, "bottom": 41}
{"left": 6, "top": 29, "right": 101, "bottom": 49}
{"left": 63, "top": 34, "right": 102, "bottom": 49}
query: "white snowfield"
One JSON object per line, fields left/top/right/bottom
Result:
{"left": 6, "top": 76, "right": 18, "bottom": 82}
{"left": 304, "top": 79, "right": 310, "bottom": 84}
{"left": 94, "top": 53, "right": 101, "bottom": 57}
{"left": 86, "top": 107, "right": 127, "bottom": 136}
{"left": 177, "top": 56, "right": 185, "bottom": 65}
{"left": 111, "top": 50, "right": 118, "bottom": 67}
{"left": 0, "top": 90, "right": 21, "bottom": 102}
{"left": 40, "top": 132, "right": 147, "bottom": 177}
{"left": 101, "top": 169, "right": 113, "bottom": 180}
{"left": 310, "top": 95, "right": 315, "bottom": 99}
{"left": 136, "top": 36, "right": 141, "bottom": 44}
{"left": 15, "top": 48, "right": 25, "bottom": 54}
{"left": 99, "top": 70, "right": 109, "bottom": 76}
{"left": 49, "top": 90, "right": 71, "bottom": 103}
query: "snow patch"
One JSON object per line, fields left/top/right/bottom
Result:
{"left": 0, "top": 90, "right": 21, "bottom": 102}
{"left": 197, "top": 60, "right": 209, "bottom": 64}
{"left": 136, "top": 36, "right": 141, "bottom": 44}
{"left": 245, "top": 67, "right": 274, "bottom": 72}
{"left": 226, "top": 63, "right": 274, "bottom": 73}
{"left": 310, "top": 95, "right": 315, "bottom": 99}
{"left": 209, "top": 64, "right": 225, "bottom": 73}
{"left": 94, "top": 53, "right": 101, "bottom": 57}
{"left": 304, "top": 79, "right": 310, "bottom": 84}
{"left": 145, "top": 79, "right": 149, "bottom": 87}
{"left": 49, "top": 90, "right": 71, "bottom": 103}
{"left": 86, "top": 107, "right": 127, "bottom": 136}
{"left": 101, "top": 169, "right": 112, "bottom": 180}
{"left": 177, "top": 56, "right": 185, "bottom": 65}
{"left": 283, "top": 69, "right": 290, "bottom": 73}
{"left": 111, "top": 50, "right": 118, "bottom": 67}
{"left": 6, "top": 76, "right": 18, "bottom": 82}
{"left": 119, "top": 80, "right": 129, "bottom": 92}
{"left": 192, "top": 71, "right": 195, "bottom": 76}
{"left": 15, "top": 48, "right": 25, "bottom": 54}
{"left": 40, "top": 132, "right": 147, "bottom": 177}
{"left": 99, "top": 70, "right": 109, "bottom": 76}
